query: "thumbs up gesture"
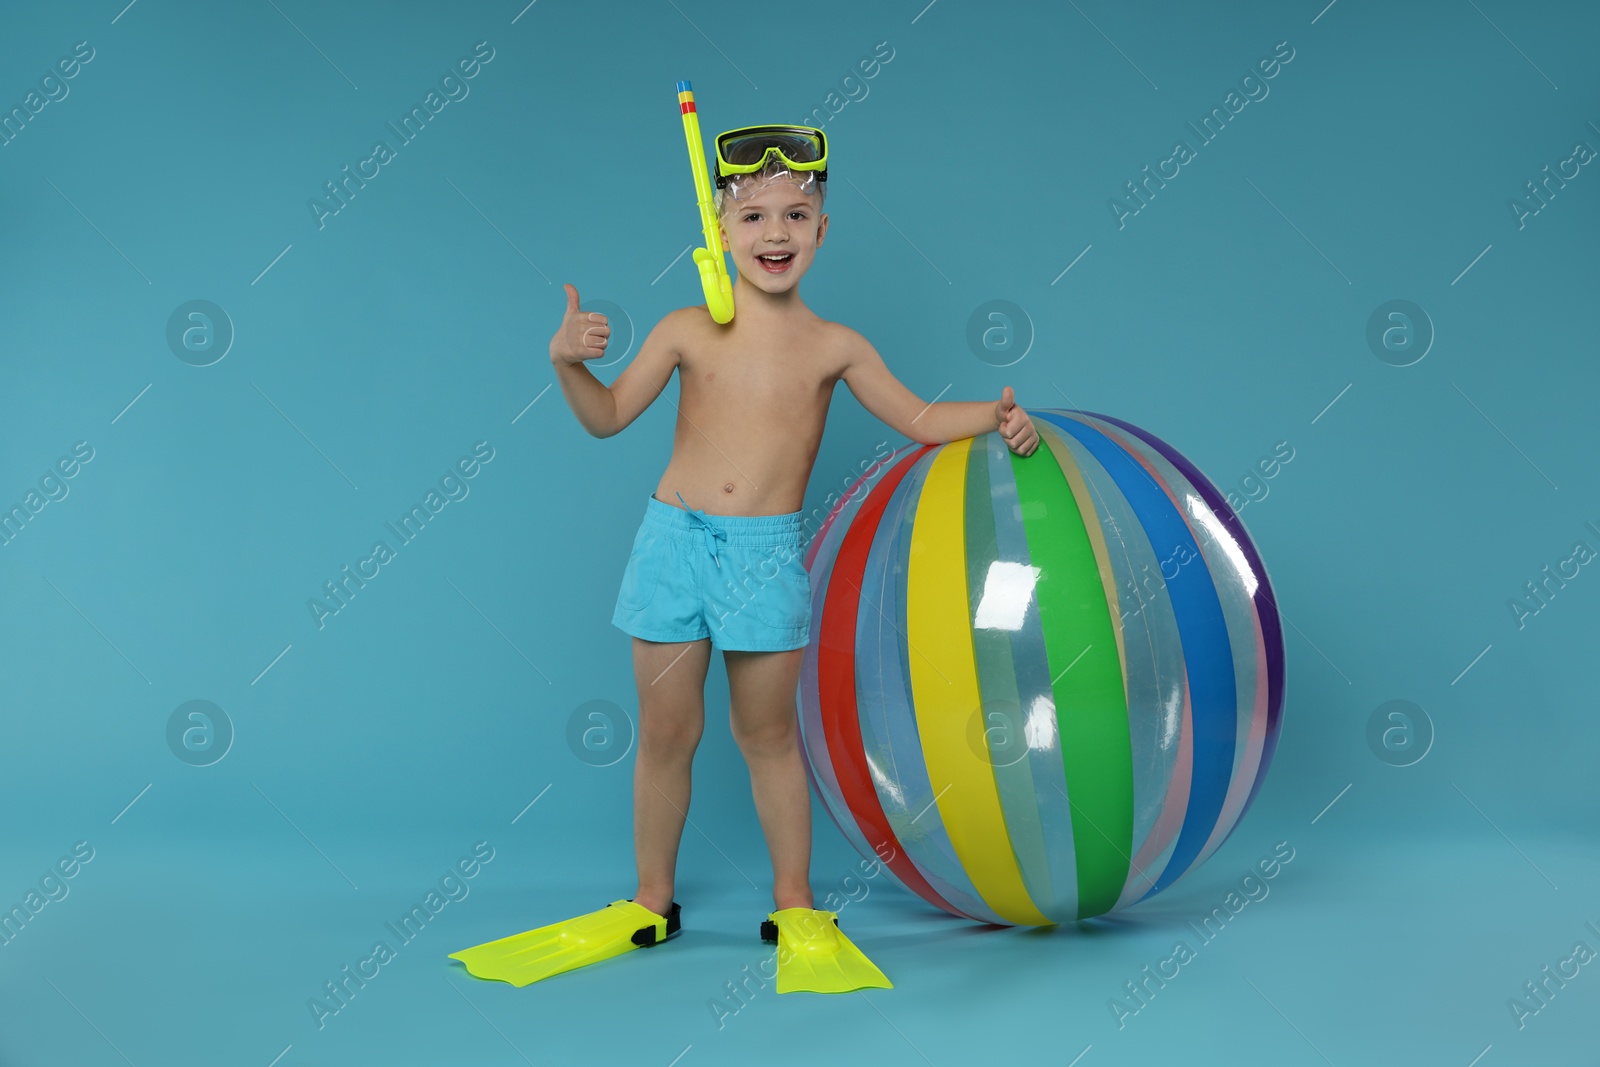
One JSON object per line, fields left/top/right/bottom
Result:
{"left": 550, "top": 283, "right": 611, "bottom": 367}
{"left": 995, "top": 386, "right": 1039, "bottom": 456}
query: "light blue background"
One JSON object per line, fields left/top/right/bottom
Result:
{"left": 2, "top": 1, "right": 1596, "bottom": 1064}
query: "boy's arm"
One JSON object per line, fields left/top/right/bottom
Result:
{"left": 838, "top": 329, "right": 1039, "bottom": 454}
{"left": 552, "top": 293, "right": 683, "bottom": 439}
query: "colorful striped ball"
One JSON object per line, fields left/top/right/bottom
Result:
{"left": 798, "top": 410, "right": 1286, "bottom": 925}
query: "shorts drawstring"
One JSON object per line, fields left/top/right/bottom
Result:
{"left": 676, "top": 491, "right": 729, "bottom": 569}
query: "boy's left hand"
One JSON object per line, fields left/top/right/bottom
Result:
{"left": 996, "top": 386, "right": 1039, "bottom": 456}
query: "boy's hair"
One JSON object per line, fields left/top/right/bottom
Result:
{"left": 715, "top": 158, "right": 826, "bottom": 218}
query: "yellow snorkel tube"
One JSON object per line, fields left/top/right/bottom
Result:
{"left": 676, "top": 81, "right": 735, "bottom": 324}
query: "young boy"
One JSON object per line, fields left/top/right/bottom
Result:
{"left": 450, "top": 126, "right": 1038, "bottom": 993}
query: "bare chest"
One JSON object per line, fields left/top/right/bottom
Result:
{"left": 680, "top": 324, "right": 838, "bottom": 413}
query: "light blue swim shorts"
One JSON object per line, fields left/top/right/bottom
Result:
{"left": 612, "top": 492, "right": 811, "bottom": 653}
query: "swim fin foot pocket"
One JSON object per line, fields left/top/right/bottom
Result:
{"left": 449, "top": 899, "right": 680, "bottom": 987}
{"left": 762, "top": 907, "right": 892, "bottom": 994}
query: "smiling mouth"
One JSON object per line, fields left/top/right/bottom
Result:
{"left": 756, "top": 252, "right": 794, "bottom": 272}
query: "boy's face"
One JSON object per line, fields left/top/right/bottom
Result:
{"left": 718, "top": 178, "right": 828, "bottom": 293}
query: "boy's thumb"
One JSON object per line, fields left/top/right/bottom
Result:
{"left": 564, "top": 283, "right": 580, "bottom": 313}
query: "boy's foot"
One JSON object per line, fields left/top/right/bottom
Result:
{"left": 761, "top": 907, "right": 892, "bottom": 994}
{"left": 449, "top": 900, "right": 681, "bottom": 987}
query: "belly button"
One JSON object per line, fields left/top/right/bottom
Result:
{"left": 723, "top": 482, "right": 734, "bottom": 493}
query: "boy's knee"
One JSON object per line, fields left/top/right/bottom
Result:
{"left": 730, "top": 712, "right": 796, "bottom": 759}
{"left": 639, "top": 716, "right": 703, "bottom": 758}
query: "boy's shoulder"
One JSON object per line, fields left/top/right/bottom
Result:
{"left": 645, "top": 305, "right": 710, "bottom": 351}
{"left": 815, "top": 317, "right": 869, "bottom": 364}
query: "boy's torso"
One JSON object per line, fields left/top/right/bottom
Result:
{"left": 653, "top": 306, "right": 848, "bottom": 518}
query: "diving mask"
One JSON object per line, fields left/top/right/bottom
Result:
{"left": 715, "top": 125, "right": 827, "bottom": 201}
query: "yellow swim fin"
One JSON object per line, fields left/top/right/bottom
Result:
{"left": 762, "top": 907, "right": 892, "bottom": 994}
{"left": 449, "top": 899, "right": 679, "bottom": 987}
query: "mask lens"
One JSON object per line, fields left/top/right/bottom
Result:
{"left": 725, "top": 167, "right": 818, "bottom": 201}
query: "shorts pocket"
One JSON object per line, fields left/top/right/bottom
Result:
{"left": 616, "top": 531, "right": 662, "bottom": 612}
{"left": 752, "top": 555, "right": 811, "bottom": 630}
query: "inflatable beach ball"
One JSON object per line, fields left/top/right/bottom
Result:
{"left": 798, "top": 410, "right": 1285, "bottom": 926}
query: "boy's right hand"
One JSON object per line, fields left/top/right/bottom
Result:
{"left": 550, "top": 283, "right": 611, "bottom": 366}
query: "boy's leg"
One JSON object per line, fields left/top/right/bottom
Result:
{"left": 723, "top": 647, "right": 813, "bottom": 911}
{"left": 632, "top": 635, "right": 712, "bottom": 918}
